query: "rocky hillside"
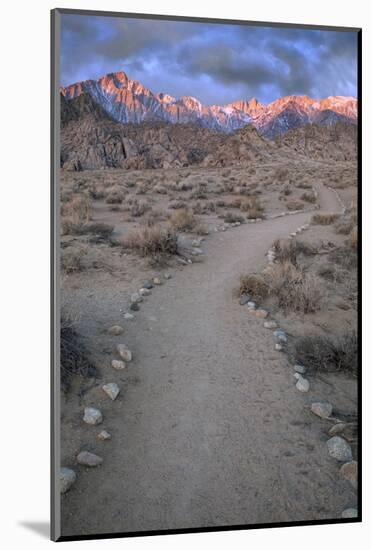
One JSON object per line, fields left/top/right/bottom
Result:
{"left": 61, "top": 93, "right": 357, "bottom": 171}
{"left": 275, "top": 123, "right": 358, "bottom": 161}
{"left": 61, "top": 70, "right": 357, "bottom": 138}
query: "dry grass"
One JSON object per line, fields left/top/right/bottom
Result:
{"left": 311, "top": 212, "right": 340, "bottom": 225}
{"left": 122, "top": 224, "right": 178, "bottom": 257}
{"left": 223, "top": 212, "right": 245, "bottom": 224}
{"left": 169, "top": 209, "right": 197, "bottom": 232}
{"left": 60, "top": 310, "right": 97, "bottom": 392}
{"left": 240, "top": 196, "right": 264, "bottom": 218}
{"left": 239, "top": 274, "right": 269, "bottom": 300}
{"left": 275, "top": 166, "right": 289, "bottom": 182}
{"left": 301, "top": 191, "right": 316, "bottom": 203}
{"left": 292, "top": 332, "right": 357, "bottom": 375}
{"left": 61, "top": 194, "right": 91, "bottom": 235}
{"left": 105, "top": 187, "right": 125, "bottom": 204}
{"left": 273, "top": 239, "right": 298, "bottom": 265}
{"left": 350, "top": 226, "right": 358, "bottom": 250}
{"left": 286, "top": 199, "right": 305, "bottom": 211}
{"left": 61, "top": 245, "right": 87, "bottom": 273}
{"left": 265, "top": 261, "right": 322, "bottom": 313}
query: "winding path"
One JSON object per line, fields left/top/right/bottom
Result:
{"left": 62, "top": 184, "right": 349, "bottom": 536}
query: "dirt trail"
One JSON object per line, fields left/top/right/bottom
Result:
{"left": 62, "top": 185, "right": 353, "bottom": 536}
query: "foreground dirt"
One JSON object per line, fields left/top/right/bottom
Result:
{"left": 61, "top": 183, "right": 357, "bottom": 536}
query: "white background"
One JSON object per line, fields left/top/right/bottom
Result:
{"left": 1, "top": 0, "right": 368, "bottom": 548}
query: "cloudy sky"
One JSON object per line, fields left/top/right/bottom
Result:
{"left": 60, "top": 14, "right": 358, "bottom": 105}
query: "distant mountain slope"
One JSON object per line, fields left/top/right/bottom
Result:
{"left": 61, "top": 70, "right": 357, "bottom": 138}
{"left": 61, "top": 93, "right": 356, "bottom": 170}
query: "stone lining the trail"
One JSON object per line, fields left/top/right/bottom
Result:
{"left": 83, "top": 407, "right": 103, "bottom": 426}
{"left": 77, "top": 451, "right": 103, "bottom": 467}
{"left": 102, "top": 382, "right": 120, "bottom": 401}
{"left": 327, "top": 436, "right": 353, "bottom": 462}
{"left": 60, "top": 467, "right": 76, "bottom": 494}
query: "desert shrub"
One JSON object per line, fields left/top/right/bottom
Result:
{"left": 88, "top": 185, "right": 107, "bottom": 200}
{"left": 130, "top": 199, "right": 150, "bottom": 217}
{"left": 286, "top": 200, "right": 305, "bottom": 211}
{"left": 335, "top": 220, "right": 354, "bottom": 235}
{"left": 275, "top": 166, "right": 289, "bottom": 182}
{"left": 61, "top": 194, "right": 91, "bottom": 229}
{"left": 273, "top": 239, "right": 297, "bottom": 265}
{"left": 293, "top": 332, "right": 357, "bottom": 375}
{"left": 282, "top": 185, "right": 292, "bottom": 196}
{"left": 193, "top": 222, "right": 209, "bottom": 236}
{"left": 301, "top": 191, "right": 316, "bottom": 203}
{"left": 169, "top": 209, "right": 196, "bottom": 232}
{"left": 190, "top": 187, "right": 208, "bottom": 200}
{"left": 265, "top": 261, "right": 322, "bottom": 313}
{"left": 329, "top": 246, "right": 357, "bottom": 270}
{"left": 61, "top": 245, "right": 87, "bottom": 273}
{"left": 294, "top": 240, "right": 318, "bottom": 256}
{"left": 216, "top": 199, "right": 226, "bottom": 207}
{"left": 60, "top": 311, "right": 97, "bottom": 392}
{"left": 142, "top": 208, "right": 167, "bottom": 226}
{"left": 317, "top": 263, "right": 339, "bottom": 281}
{"left": 239, "top": 274, "right": 269, "bottom": 300}
{"left": 223, "top": 212, "right": 245, "bottom": 224}
{"left": 83, "top": 222, "right": 114, "bottom": 239}
{"left": 105, "top": 187, "right": 124, "bottom": 204}
{"left": 296, "top": 181, "right": 312, "bottom": 189}
{"left": 153, "top": 184, "right": 168, "bottom": 194}
{"left": 311, "top": 212, "right": 340, "bottom": 225}
{"left": 122, "top": 224, "right": 178, "bottom": 257}
{"left": 169, "top": 200, "right": 187, "bottom": 210}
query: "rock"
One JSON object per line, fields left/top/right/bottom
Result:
{"left": 77, "top": 451, "right": 103, "bottom": 467}
{"left": 311, "top": 401, "right": 333, "bottom": 419}
{"left": 123, "top": 312, "right": 134, "bottom": 320}
{"left": 191, "top": 239, "right": 202, "bottom": 247}
{"left": 139, "top": 287, "right": 151, "bottom": 296}
{"left": 264, "top": 320, "right": 277, "bottom": 329}
{"left": 142, "top": 281, "right": 154, "bottom": 289}
{"left": 164, "top": 273, "right": 172, "bottom": 279}
{"left": 340, "top": 461, "right": 357, "bottom": 489}
{"left": 177, "top": 257, "right": 188, "bottom": 265}
{"left": 153, "top": 277, "right": 162, "bottom": 285}
{"left": 130, "top": 292, "right": 142, "bottom": 304}
{"left": 191, "top": 247, "right": 203, "bottom": 255}
{"left": 130, "top": 302, "right": 140, "bottom": 311}
{"left": 247, "top": 301, "right": 256, "bottom": 310}
{"left": 327, "top": 436, "right": 353, "bottom": 462}
{"left": 275, "top": 343, "right": 283, "bottom": 351}
{"left": 102, "top": 382, "right": 120, "bottom": 401}
{"left": 328, "top": 422, "right": 357, "bottom": 441}
{"left": 294, "top": 364, "right": 306, "bottom": 374}
{"left": 111, "top": 359, "right": 126, "bottom": 370}
{"left": 294, "top": 373, "right": 302, "bottom": 380}
{"left": 117, "top": 344, "right": 132, "bottom": 362}
{"left": 97, "top": 430, "right": 112, "bottom": 441}
{"left": 296, "top": 377, "right": 310, "bottom": 392}
{"left": 83, "top": 407, "right": 103, "bottom": 426}
{"left": 108, "top": 325, "right": 124, "bottom": 336}
{"left": 60, "top": 467, "right": 76, "bottom": 494}
{"left": 341, "top": 508, "right": 358, "bottom": 519}
{"left": 255, "top": 308, "right": 269, "bottom": 318}
{"left": 239, "top": 294, "right": 250, "bottom": 305}
{"left": 273, "top": 330, "right": 287, "bottom": 343}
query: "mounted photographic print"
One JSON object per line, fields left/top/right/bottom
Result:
{"left": 51, "top": 8, "right": 361, "bottom": 541}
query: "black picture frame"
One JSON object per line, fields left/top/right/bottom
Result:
{"left": 51, "top": 8, "right": 362, "bottom": 542}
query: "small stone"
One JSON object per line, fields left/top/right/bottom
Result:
{"left": 117, "top": 344, "right": 132, "bottom": 362}
{"left": 83, "top": 407, "right": 103, "bottom": 426}
{"left": 311, "top": 401, "right": 333, "bottom": 419}
{"left": 139, "top": 287, "right": 151, "bottom": 296}
{"left": 294, "top": 364, "right": 306, "bottom": 374}
{"left": 328, "top": 422, "right": 357, "bottom": 442}
{"left": 296, "top": 377, "right": 310, "bottom": 392}
{"left": 130, "top": 292, "right": 142, "bottom": 304}
{"left": 264, "top": 320, "right": 277, "bottom": 329}
{"left": 191, "top": 239, "right": 202, "bottom": 247}
{"left": 191, "top": 247, "right": 203, "bottom": 256}
{"left": 102, "top": 382, "right": 120, "bottom": 401}
{"left": 341, "top": 508, "right": 358, "bottom": 519}
{"left": 239, "top": 294, "right": 250, "bottom": 305}
{"left": 164, "top": 273, "right": 172, "bottom": 279}
{"left": 60, "top": 467, "right": 76, "bottom": 494}
{"left": 97, "top": 430, "right": 112, "bottom": 441}
{"left": 294, "top": 373, "right": 302, "bottom": 380}
{"left": 275, "top": 343, "right": 283, "bottom": 351}
{"left": 247, "top": 301, "right": 256, "bottom": 310}
{"left": 153, "top": 277, "right": 162, "bottom": 285}
{"left": 77, "top": 451, "right": 103, "bottom": 467}
{"left": 142, "top": 281, "right": 154, "bottom": 289}
{"left": 255, "top": 308, "right": 269, "bottom": 319}
{"left": 340, "top": 461, "right": 357, "bottom": 489}
{"left": 273, "top": 330, "right": 287, "bottom": 343}
{"left": 111, "top": 359, "right": 126, "bottom": 370}
{"left": 108, "top": 325, "right": 124, "bottom": 336}
{"left": 123, "top": 312, "right": 134, "bottom": 320}
{"left": 130, "top": 302, "right": 140, "bottom": 311}
{"left": 327, "top": 436, "right": 352, "bottom": 462}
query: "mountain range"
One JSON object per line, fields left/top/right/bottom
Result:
{"left": 61, "top": 70, "right": 357, "bottom": 138}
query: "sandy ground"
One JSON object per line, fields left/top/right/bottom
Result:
{"left": 60, "top": 183, "right": 357, "bottom": 536}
